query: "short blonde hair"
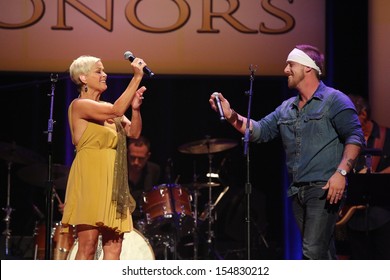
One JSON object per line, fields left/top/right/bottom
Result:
{"left": 69, "top": 55, "right": 101, "bottom": 87}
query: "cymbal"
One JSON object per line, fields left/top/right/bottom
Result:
{"left": 184, "top": 182, "right": 221, "bottom": 189}
{"left": 52, "top": 176, "right": 68, "bottom": 190}
{"left": 178, "top": 138, "right": 238, "bottom": 154}
{"left": 17, "top": 163, "right": 70, "bottom": 189}
{"left": 361, "top": 148, "right": 382, "bottom": 156}
{"left": 0, "top": 142, "right": 45, "bottom": 165}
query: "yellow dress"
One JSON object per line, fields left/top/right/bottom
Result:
{"left": 61, "top": 122, "right": 133, "bottom": 234}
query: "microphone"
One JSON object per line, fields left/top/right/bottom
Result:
{"left": 212, "top": 92, "right": 225, "bottom": 121}
{"left": 124, "top": 51, "right": 154, "bottom": 77}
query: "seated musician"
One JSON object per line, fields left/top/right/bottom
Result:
{"left": 346, "top": 94, "right": 390, "bottom": 259}
{"left": 127, "top": 136, "right": 162, "bottom": 222}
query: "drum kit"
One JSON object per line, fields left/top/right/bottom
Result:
{"left": 17, "top": 162, "right": 72, "bottom": 260}
{"left": 0, "top": 141, "right": 72, "bottom": 259}
{"left": 134, "top": 136, "right": 238, "bottom": 260}
{"left": 0, "top": 142, "right": 44, "bottom": 258}
{"left": 1, "top": 137, "right": 238, "bottom": 260}
{"left": 70, "top": 136, "right": 238, "bottom": 260}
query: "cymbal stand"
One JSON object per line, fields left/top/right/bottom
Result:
{"left": 167, "top": 184, "right": 178, "bottom": 260}
{"left": 205, "top": 139, "right": 215, "bottom": 245}
{"left": 191, "top": 160, "right": 199, "bottom": 259}
{"left": 164, "top": 159, "right": 180, "bottom": 260}
{"left": 198, "top": 186, "right": 229, "bottom": 228}
{"left": 2, "top": 161, "right": 14, "bottom": 257}
{"left": 44, "top": 73, "right": 58, "bottom": 260}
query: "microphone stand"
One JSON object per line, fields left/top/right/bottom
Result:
{"left": 44, "top": 73, "right": 58, "bottom": 260}
{"left": 243, "top": 65, "right": 257, "bottom": 260}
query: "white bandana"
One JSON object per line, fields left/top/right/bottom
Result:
{"left": 286, "top": 48, "right": 322, "bottom": 75}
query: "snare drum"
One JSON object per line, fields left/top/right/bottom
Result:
{"left": 141, "top": 184, "right": 193, "bottom": 231}
{"left": 67, "top": 229, "right": 155, "bottom": 260}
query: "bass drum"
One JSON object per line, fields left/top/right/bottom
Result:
{"left": 67, "top": 229, "right": 155, "bottom": 260}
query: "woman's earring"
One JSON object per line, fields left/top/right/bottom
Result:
{"left": 84, "top": 84, "right": 88, "bottom": 92}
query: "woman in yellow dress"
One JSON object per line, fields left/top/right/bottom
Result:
{"left": 61, "top": 54, "right": 147, "bottom": 260}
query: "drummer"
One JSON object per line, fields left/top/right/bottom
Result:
{"left": 127, "top": 136, "right": 162, "bottom": 221}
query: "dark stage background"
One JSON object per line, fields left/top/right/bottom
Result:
{"left": 0, "top": 1, "right": 368, "bottom": 260}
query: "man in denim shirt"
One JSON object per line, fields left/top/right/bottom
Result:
{"left": 209, "top": 44, "right": 365, "bottom": 259}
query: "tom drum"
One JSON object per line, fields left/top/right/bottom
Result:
{"left": 141, "top": 184, "right": 193, "bottom": 232}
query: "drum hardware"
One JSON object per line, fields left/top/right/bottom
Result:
{"left": 148, "top": 233, "right": 175, "bottom": 260}
{"left": 32, "top": 204, "right": 45, "bottom": 259}
{"left": 141, "top": 183, "right": 194, "bottom": 259}
{"left": 169, "top": 184, "right": 181, "bottom": 260}
{"left": 198, "top": 186, "right": 229, "bottom": 221}
{"left": 32, "top": 203, "right": 45, "bottom": 221}
{"left": 134, "top": 218, "right": 147, "bottom": 234}
{"left": 192, "top": 202, "right": 199, "bottom": 260}
{"left": 2, "top": 162, "right": 13, "bottom": 259}
{"left": 0, "top": 141, "right": 45, "bottom": 258}
{"left": 178, "top": 136, "right": 237, "bottom": 259}
{"left": 177, "top": 137, "right": 238, "bottom": 155}
{"left": 190, "top": 160, "right": 200, "bottom": 260}
{"left": 0, "top": 142, "right": 45, "bottom": 165}
{"left": 32, "top": 188, "right": 72, "bottom": 260}
{"left": 178, "top": 156, "right": 204, "bottom": 259}
{"left": 185, "top": 181, "right": 221, "bottom": 189}
{"left": 205, "top": 137, "right": 217, "bottom": 246}
{"left": 17, "top": 163, "right": 70, "bottom": 190}
{"left": 162, "top": 241, "right": 171, "bottom": 260}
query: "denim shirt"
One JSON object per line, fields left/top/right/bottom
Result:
{"left": 250, "top": 82, "right": 365, "bottom": 196}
